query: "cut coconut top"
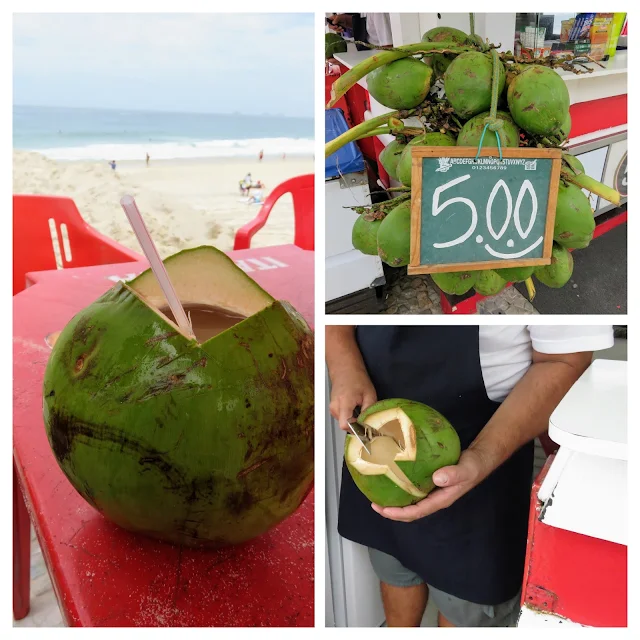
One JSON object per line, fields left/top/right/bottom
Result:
{"left": 127, "top": 246, "right": 274, "bottom": 342}
{"left": 130, "top": 246, "right": 273, "bottom": 316}
{"left": 347, "top": 408, "right": 426, "bottom": 499}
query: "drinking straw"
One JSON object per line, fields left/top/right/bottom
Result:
{"left": 120, "top": 195, "right": 195, "bottom": 339}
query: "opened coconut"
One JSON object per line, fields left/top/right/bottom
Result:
{"left": 43, "top": 246, "right": 314, "bottom": 548}
{"left": 345, "top": 399, "right": 460, "bottom": 507}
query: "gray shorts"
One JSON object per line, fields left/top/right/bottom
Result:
{"left": 368, "top": 547, "right": 520, "bottom": 627}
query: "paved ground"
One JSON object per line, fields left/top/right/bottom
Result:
{"left": 381, "top": 270, "right": 537, "bottom": 315}
{"left": 13, "top": 528, "right": 63, "bottom": 627}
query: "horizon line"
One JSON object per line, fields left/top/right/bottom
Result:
{"left": 13, "top": 103, "right": 313, "bottom": 121}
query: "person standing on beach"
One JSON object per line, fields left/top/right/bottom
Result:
{"left": 146, "top": 153, "right": 150, "bottom": 167}
{"left": 109, "top": 160, "right": 116, "bottom": 171}
{"left": 259, "top": 149, "right": 264, "bottom": 162}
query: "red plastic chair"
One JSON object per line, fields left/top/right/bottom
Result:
{"left": 13, "top": 195, "right": 142, "bottom": 295}
{"left": 233, "top": 174, "right": 314, "bottom": 251}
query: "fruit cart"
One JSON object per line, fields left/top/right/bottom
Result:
{"left": 518, "top": 359, "right": 627, "bottom": 627}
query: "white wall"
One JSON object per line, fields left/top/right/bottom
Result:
{"left": 389, "top": 13, "right": 516, "bottom": 52}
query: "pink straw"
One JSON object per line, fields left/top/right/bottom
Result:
{"left": 120, "top": 195, "right": 194, "bottom": 339}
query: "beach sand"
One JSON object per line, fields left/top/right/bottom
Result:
{"left": 13, "top": 150, "right": 314, "bottom": 257}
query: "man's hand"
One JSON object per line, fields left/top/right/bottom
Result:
{"left": 329, "top": 369, "right": 377, "bottom": 431}
{"left": 326, "top": 326, "right": 377, "bottom": 430}
{"left": 371, "top": 449, "right": 488, "bottom": 522}
{"left": 328, "top": 13, "right": 352, "bottom": 33}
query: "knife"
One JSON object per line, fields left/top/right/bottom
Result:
{"left": 346, "top": 406, "right": 372, "bottom": 454}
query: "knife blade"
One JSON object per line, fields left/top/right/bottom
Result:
{"left": 347, "top": 419, "right": 372, "bottom": 455}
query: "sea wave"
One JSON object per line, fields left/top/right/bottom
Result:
{"left": 29, "top": 137, "right": 314, "bottom": 161}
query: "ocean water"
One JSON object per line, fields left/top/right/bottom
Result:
{"left": 13, "top": 104, "right": 314, "bottom": 161}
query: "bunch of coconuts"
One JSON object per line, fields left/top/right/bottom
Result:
{"left": 328, "top": 26, "right": 621, "bottom": 300}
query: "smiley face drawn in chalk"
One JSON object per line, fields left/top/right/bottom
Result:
{"left": 431, "top": 175, "right": 543, "bottom": 258}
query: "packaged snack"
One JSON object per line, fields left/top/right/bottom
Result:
{"left": 590, "top": 14, "right": 614, "bottom": 61}
{"left": 569, "top": 13, "right": 596, "bottom": 41}
{"left": 605, "top": 13, "right": 627, "bottom": 59}
{"left": 561, "top": 19, "right": 575, "bottom": 43}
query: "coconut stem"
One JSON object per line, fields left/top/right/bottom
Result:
{"left": 560, "top": 169, "right": 621, "bottom": 205}
{"left": 356, "top": 126, "right": 392, "bottom": 140}
{"left": 524, "top": 277, "right": 536, "bottom": 301}
{"left": 327, "top": 43, "right": 475, "bottom": 107}
{"left": 326, "top": 110, "right": 416, "bottom": 157}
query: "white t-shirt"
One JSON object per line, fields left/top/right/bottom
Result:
{"left": 479, "top": 326, "right": 613, "bottom": 402}
{"left": 362, "top": 13, "right": 393, "bottom": 47}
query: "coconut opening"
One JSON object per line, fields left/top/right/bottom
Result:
{"left": 125, "top": 246, "right": 275, "bottom": 344}
{"left": 348, "top": 408, "right": 426, "bottom": 499}
{"left": 159, "top": 303, "right": 245, "bottom": 343}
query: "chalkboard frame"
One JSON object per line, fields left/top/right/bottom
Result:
{"left": 408, "top": 147, "right": 562, "bottom": 275}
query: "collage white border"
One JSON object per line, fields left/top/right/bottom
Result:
{"left": 2, "top": 1, "right": 637, "bottom": 636}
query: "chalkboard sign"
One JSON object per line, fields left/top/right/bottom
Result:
{"left": 408, "top": 147, "right": 562, "bottom": 275}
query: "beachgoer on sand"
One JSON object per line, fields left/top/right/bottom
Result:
{"left": 259, "top": 149, "right": 264, "bottom": 162}
{"left": 109, "top": 160, "right": 116, "bottom": 171}
{"left": 247, "top": 188, "right": 264, "bottom": 204}
{"left": 146, "top": 153, "right": 150, "bottom": 167}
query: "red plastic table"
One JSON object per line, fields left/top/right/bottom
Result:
{"left": 13, "top": 244, "right": 314, "bottom": 627}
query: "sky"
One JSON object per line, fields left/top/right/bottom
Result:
{"left": 13, "top": 13, "right": 314, "bottom": 118}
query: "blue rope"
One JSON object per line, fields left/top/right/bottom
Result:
{"left": 474, "top": 122, "right": 503, "bottom": 163}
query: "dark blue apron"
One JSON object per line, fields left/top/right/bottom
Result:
{"left": 338, "top": 326, "right": 533, "bottom": 605}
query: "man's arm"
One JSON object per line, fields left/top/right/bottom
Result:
{"left": 326, "top": 326, "right": 377, "bottom": 430}
{"left": 373, "top": 349, "right": 593, "bottom": 522}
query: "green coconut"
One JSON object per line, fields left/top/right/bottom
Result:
{"left": 345, "top": 398, "right": 460, "bottom": 507}
{"left": 431, "top": 271, "right": 477, "bottom": 295}
{"left": 377, "top": 201, "right": 411, "bottom": 267}
{"left": 505, "top": 63, "right": 528, "bottom": 87}
{"left": 507, "top": 65, "right": 570, "bottom": 136}
{"left": 456, "top": 110, "right": 521, "bottom": 148}
{"left": 444, "top": 51, "right": 506, "bottom": 119}
{"left": 421, "top": 26, "right": 468, "bottom": 77}
{"left": 43, "top": 246, "right": 314, "bottom": 548}
{"left": 325, "top": 32, "right": 348, "bottom": 59}
{"left": 534, "top": 243, "right": 574, "bottom": 288}
{"left": 379, "top": 139, "right": 407, "bottom": 181}
{"left": 397, "top": 131, "right": 457, "bottom": 186}
{"left": 473, "top": 269, "right": 507, "bottom": 296}
{"left": 352, "top": 214, "right": 383, "bottom": 255}
{"left": 494, "top": 265, "right": 535, "bottom": 282}
{"left": 367, "top": 57, "right": 434, "bottom": 110}
{"left": 553, "top": 181, "right": 595, "bottom": 249}
{"left": 556, "top": 112, "right": 572, "bottom": 141}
